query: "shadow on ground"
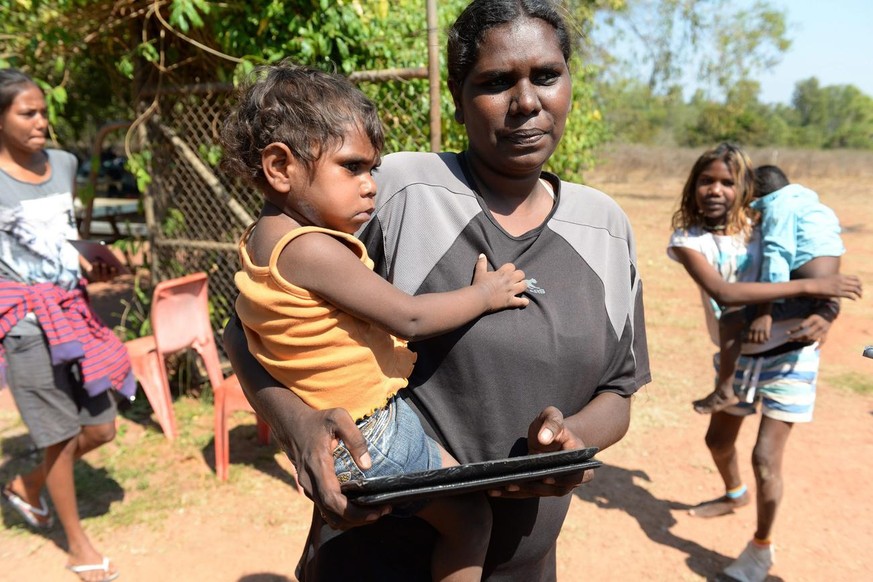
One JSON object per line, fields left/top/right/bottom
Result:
{"left": 238, "top": 574, "right": 294, "bottom": 582}
{"left": 1, "top": 431, "right": 123, "bottom": 551}
{"left": 201, "top": 424, "right": 299, "bottom": 489}
{"left": 574, "top": 463, "right": 783, "bottom": 582}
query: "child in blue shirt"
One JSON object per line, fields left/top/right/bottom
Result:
{"left": 753, "top": 165, "right": 844, "bottom": 291}
{"left": 743, "top": 165, "right": 845, "bottom": 348}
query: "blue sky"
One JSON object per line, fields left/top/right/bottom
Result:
{"left": 757, "top": 0, "right": 873, "bottom": 104}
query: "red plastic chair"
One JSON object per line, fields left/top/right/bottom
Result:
{"left": 214, "top": 374, "right": 272, "bottom": 481}
{"left": 124, "top": 272, "right": 269, "bottom": 479}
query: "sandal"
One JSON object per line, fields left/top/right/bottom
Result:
{"left": 1, "top": 482, "right": 54, "bottom": 529}
{"left": 66, "top": 556, "right": 120, "bottom": 582}
{"left": 692, "top": 390, "right": 738, "bottom": 415}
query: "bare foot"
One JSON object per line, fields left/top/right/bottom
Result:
{"left": 688, "top": 491, "right": 751, "bottom": 518}
{"left": 692, "top": 389, "right": 739, "bottom": 415}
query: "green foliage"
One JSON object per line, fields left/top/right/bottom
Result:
{"left": 127, "top": 152, "right": 153, "bottom": 192}
{"left": 162, "top": 208, "right": 186, "bottom": 238}
{"left": 597, "top": 80, "right": 675, "bottom": 144}
{"left": 0, "top": 1, "right": 136, "bottom": 144}
{"left": 789, "top": 78, "right": 873, "bottom": 149}
{"left": 1, "top": 0, "right": 610, "bottom": 173}
{"left": 673, "top": 77, "right": 873, "bottom": 149}
{"left": 205, "top": 0, "right": 436, "bottom": 74}
{"left": 169, "top": 0, "right": 211, "bottom": 33}
{"left": 596, "top": 0, "right": 790, "bottom": 98}
{"left": 198, "top": 144, "right": 223, "bottom": 168}
{"left": 113, "top": 271, "right": 153, "bottom": 342}
{"left": 600, "top": 73, "right": 873, "bottom": 149}
{"left": 699, "top": 1, "right": 789, "bottom": 95}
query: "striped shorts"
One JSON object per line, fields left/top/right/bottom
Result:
{"left": 725, "top": 343, "right": 820, "bottom": 423}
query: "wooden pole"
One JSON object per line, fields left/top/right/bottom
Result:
{"left": 152, "top": 119, "right": 255, "bottom": 228}
{"left": 426, "top": 0, "right": 441, "bottom": 152}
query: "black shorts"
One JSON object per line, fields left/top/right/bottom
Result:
{"left": 3, "top": 333, "right": 116, "bottom": 449}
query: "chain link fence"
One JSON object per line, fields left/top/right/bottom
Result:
{"left": 137, "top": 71, "right": 436, "bottom": 358}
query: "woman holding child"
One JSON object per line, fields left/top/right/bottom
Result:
{"left": 669, "top": 143, "right": 861, "bottom": 581}
{"left": 225, "top": 0, "right": 651, "bottom": 579}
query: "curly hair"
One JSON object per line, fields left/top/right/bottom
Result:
{"left": 219, "top": 60, "right": 384, "bottom": 188}
{"left": 672, "top": 142, "right": 757, "bottom": 237}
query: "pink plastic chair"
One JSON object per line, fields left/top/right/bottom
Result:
{"left": 214, "top": 373, "right": 272, "bottom": 481}
{"left": 124, "top": 272, "right": 269, "bottom": 479}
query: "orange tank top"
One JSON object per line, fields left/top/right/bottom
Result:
{"left": 234, "top": 224, "right": 417, "bottom": 420}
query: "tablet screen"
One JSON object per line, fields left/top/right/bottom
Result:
{"left": 341, "top": 447, "right": 601, "bottom": 506}
{"left": 67, "top": 239, "right": 130, "bottom": 274}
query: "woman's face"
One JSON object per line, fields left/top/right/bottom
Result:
{"left": 0, "top": 84, "right": 48, "bottom": 156}
{"left": 452, "top": 17, "right": 571, "bottom": 178}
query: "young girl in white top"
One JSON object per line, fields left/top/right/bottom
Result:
{"left": 668, "top": 142, "right": 858, "bottom": 417}
{"left": 667, "top": 143, "right": 861, "bottom": 580}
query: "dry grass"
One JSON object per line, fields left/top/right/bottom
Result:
{"left": 588, "top": 143, "right": 873, "bottom": 183}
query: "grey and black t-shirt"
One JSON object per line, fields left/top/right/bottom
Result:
{"left": 299, "top": 151, "right": 651, "bottom": 582}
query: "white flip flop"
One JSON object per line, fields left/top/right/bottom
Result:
{"left": 1, "top": 483, "right": 54, "bottom": 529}
{"left": 66, "top": 556, "right": 120, "bottom": 581}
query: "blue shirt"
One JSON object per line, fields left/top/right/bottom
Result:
{"left": 750, "top": 184, "right": 844, "bottom": 283}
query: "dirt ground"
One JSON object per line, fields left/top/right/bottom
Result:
{"left": 1, "top": 148, "right": 871, "bottom": 581}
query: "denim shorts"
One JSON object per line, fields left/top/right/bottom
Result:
{"left": 334, "top": 394, "right": 441, "bottom": 513}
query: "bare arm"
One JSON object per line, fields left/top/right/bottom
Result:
{"left": 279, "top": 232, "right": 528, "bottom": 340}
{"left": 556, "top": 392, "right": 631, "bottom": 452}
{"left": 223, "top": 315, "right": 389, "bottom": 529}
{"left": 786, "top": 256, "right": 845, "bottom": 344}
{"left": 671, "top": 246, "right": 861, "bottom": 306}
{"left": 489, "top": 392, "right": 631, "bottom": 499}
{"left": 69, "top": 189, "right": 119, "bottom": 283}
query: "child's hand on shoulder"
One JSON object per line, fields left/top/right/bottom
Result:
{"left": 472, "top": 254, "right": 529, "bottom": 311}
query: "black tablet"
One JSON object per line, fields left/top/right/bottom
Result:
{"left": 67, "top": 239, "right": 130, "bottom": 274}
{"left": 341, "top": 447, "right": 601, "bottom": 506}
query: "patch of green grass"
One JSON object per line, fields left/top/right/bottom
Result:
{"left": 825, "top": 371, "right": 873, "bottom": 396}
{"left": 64, "top": 395, "right": 228, "bottom": 533}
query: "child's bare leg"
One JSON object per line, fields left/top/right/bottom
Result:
{"left": 416, "top": 446, "right": 491, "bottom": 582}
{"left": 689, "top": 412, "right": 751, "bottom": 517}
{"left": 694, "top": 310, "right": 743, "bottom": 414}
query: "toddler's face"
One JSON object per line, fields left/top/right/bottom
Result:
{"left": 284, "top": 125, "right": 380, "bottom": 234}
